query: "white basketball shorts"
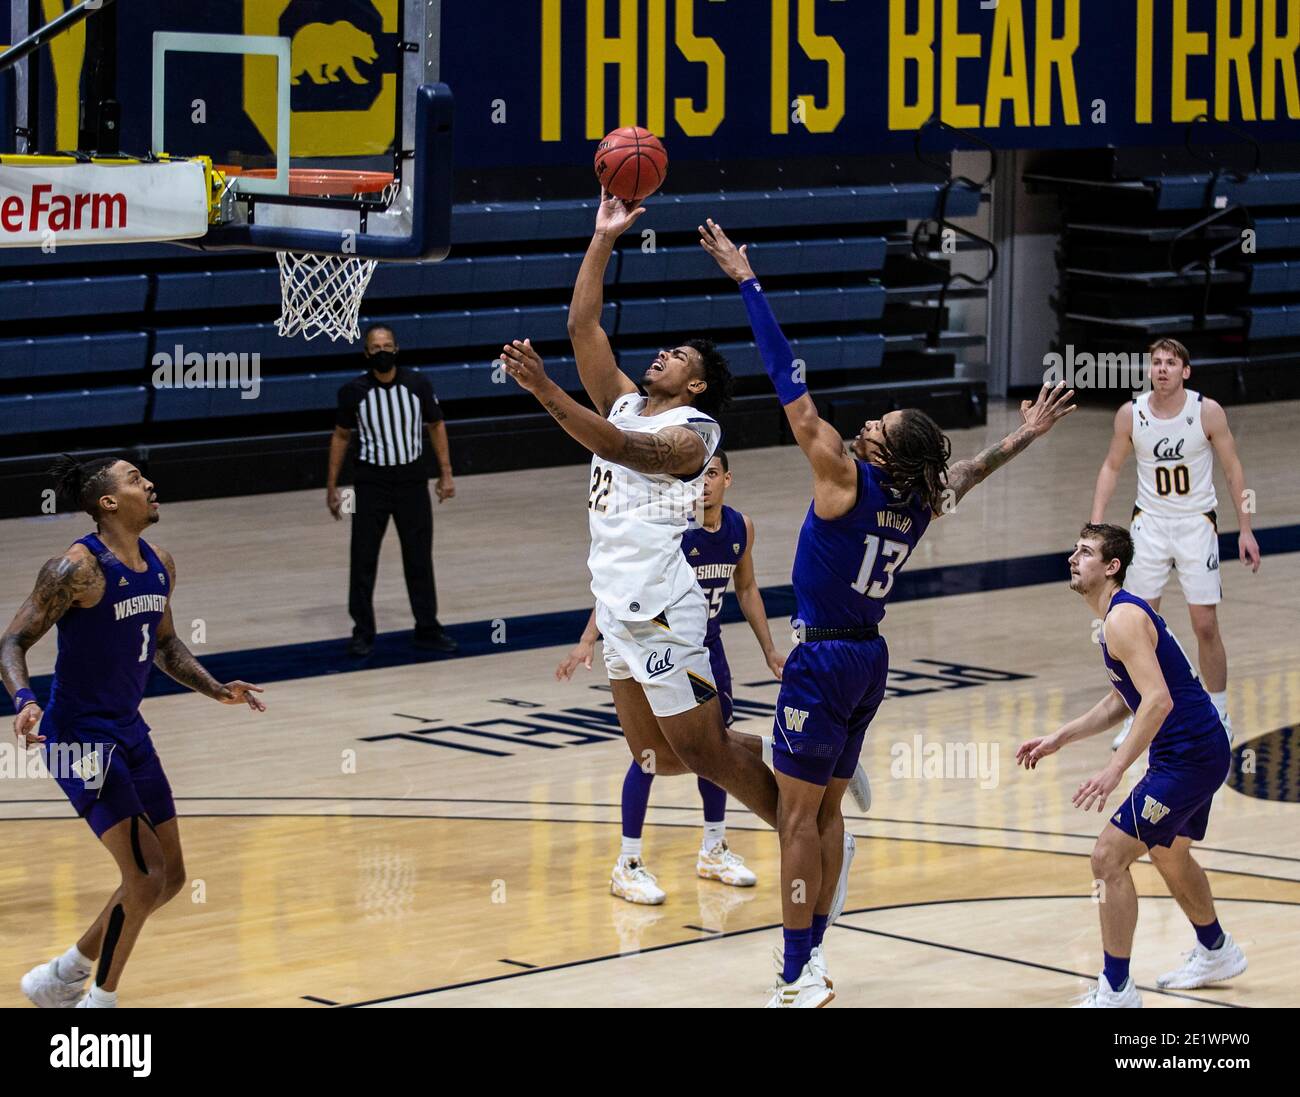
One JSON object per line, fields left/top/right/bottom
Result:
{"left": 1126, "top": 509, "right": 1222, "bottom": 606}
{"left": 597, "top": 583, "right": 718, "bottom": 718}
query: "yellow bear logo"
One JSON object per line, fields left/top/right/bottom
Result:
{"left": 290, "top": 21, "right": 378, "bottom": 86}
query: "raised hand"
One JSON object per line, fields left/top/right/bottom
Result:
{"left": 594, "top": 189, "right": 646, "bottom": 239}
{"left": 1019, "top": 381, "right": 1077, "bottom": 438}
{"left": 501, "top": 339, "right": 549, "bottom": 395}
{"left": 698, "top": 218, "right": 756, "bottom": 283}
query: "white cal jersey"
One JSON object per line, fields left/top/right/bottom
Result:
{"left": 1131, "top": 389, "right": 1217, "bottom": 517}
{"left": 587, "top": 394, "right": 721, "bottom": 621}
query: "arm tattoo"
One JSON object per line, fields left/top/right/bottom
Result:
{"left": 0, "top": 554, "right": 99, "bottom": 697}
{"left": 618, "top": 428, "right": 706, "bottom": 476}
{"left": 947, "top": 425, "right": 1037, "bottom": 504}
{"left": 153, "top": 633, "right": 224, "bottom": 699}
{"left": 542, "top": 397, "right": 569, "bottom": 423}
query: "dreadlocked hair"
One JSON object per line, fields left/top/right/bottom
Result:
{"left": 49, "top": 454, "right": 122, "bottom": 520}
{"left": 683, "top": 337, "right": 734, "bottom": 418}
{"left": 875, "top": 409, "right": 952, "bottom": 513}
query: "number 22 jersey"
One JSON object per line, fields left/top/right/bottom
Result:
{"left": 586, "top": 394, "right": 721, "bottom": 623}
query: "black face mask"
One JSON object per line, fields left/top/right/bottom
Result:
{"left": 367, "top": 350, "right": 398, "bottom": 373}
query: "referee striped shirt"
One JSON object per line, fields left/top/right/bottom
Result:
{"left": 336, "top": 368, "right": 443, "bottom": 480}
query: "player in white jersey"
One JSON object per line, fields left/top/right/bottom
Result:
{"left": 1091, "top": 339, "right": 1261, "bottom": 747}
{"left": 500, "top": 191, "right": 791, "bottom": 874}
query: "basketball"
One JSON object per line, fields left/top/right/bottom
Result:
{"left": 594, "top": 126, "right": 668, "bottom": 201}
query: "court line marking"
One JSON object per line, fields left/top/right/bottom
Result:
{"left": 4, "top": 811, "right": 1298, "bottom": 884}
{"left": 300, "top": 995, "right": 337, "bottom": 1006}
{"left": 6, "top": 795, "right": 1296, "bottom": 865}
{"left": 342, "top": 895, "right": 1284, "bottom": 1008}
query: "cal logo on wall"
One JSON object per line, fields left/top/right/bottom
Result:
{"left": 243, "top": 0, "right": 398, "bottom": 158}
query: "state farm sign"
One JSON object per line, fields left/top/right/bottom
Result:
{"left": 0, "top": 160, "right": 209, "bottom": 246}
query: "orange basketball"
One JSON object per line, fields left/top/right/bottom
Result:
{"left": 594, "top": 127, "right": 668, "bottom": 201}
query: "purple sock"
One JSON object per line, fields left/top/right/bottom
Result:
{"left": 697, "top": 777, "right": 726, "bottom": 823}
{"left": 810, "top": 913, "right": 830, "bottom": 949}
{"left": 621, "top": 760, "right": 654, "bottom": 840}
{"left": 782, "top": 927, "right": 813, "bottom": 984}
{"left": 1194, "top": 919, "right": 1225, "bottom": 951}
{"left": 1103, "top": 951, "right": 1130, "bottom": 991}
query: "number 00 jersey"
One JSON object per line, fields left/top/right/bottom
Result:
{"left": 1132, "top": 389, "right": 1216, "bottom": 517}
{"left": 42, "top": 533, "right": 169, "bottom": 747}
{"left": 792, "top": 459, "right": 932, "bottom": 629}
{"left": 587, "top": 394, "right": 721, "bottom": 622}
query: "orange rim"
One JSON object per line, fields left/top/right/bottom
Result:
{"left": 215, "top": 166, "right": 395, "bottom": 196}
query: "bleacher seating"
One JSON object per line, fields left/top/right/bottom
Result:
{"left": 0, "top": 182, "right": 983, "bottom": 452}
{"left": 1025, "top": 161, "right": 1300, "bottom": 403}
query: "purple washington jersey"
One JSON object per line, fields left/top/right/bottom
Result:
{"left": 1099, "top": 589, "right": 1226, "bottom": 765}
{"left": 792, "top": 459, "right": 932, "bottom": 629}
{"left": 683, "top": 505, "right": 748, "bottom": 646}
{"left": 43, "top": 533, "right": 169, "bottom": 748}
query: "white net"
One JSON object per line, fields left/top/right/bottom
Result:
{"left": 275, "top": 251, "right": 379, "bottom": 343}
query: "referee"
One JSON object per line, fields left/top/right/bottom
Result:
{"left": 327, "top": 324, "right": 458, "bottom": 657}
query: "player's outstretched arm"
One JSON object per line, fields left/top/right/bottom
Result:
{"left": 1017, "top": 690, "right": 1129, "bottom": 769}
{"left": 1089, "top": 403, "right": 1133, "bottom": 524}
{"left": 568, "top": 191, "right": 643, "bottom": 416}
{"left": 502, "top": 339, "right": 707, "bottom": 476}
{"left": 1, "top": 547, "right": 101, "bottom": 747}
{"left": 698, "top": 219, "right": 854, "bottom": 491}
{"left": 940, "top": 382, "right": 1076, "bottom": 517}
{"left": 1203, "top": 398, "right": 1261, "bottom": 572}
{"left": 150, "top": 547, "right": 266, "bottom": 711}
{"left": 734, "top": 517, "right": 784, "bottom": 680}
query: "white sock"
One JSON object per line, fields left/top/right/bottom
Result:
{"left": 620, "top": 836, "right": 643, "bottom": 860}
{"left": 1208, "top": 690, "right": 1228, "bottom": 721}
{"left": 703, "top": 822, "right": 725, "bottom": 849}
{"left": 88, "top": 983, "right": 117, "bottom": 1006}
{"left": 761, "top": 736, "right": 774, "bottom": 769}
{"left": 56, "top": 945, "right": 92, "bottom": 982}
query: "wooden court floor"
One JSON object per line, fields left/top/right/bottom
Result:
{"left": 1, "top": 403, "right": 1297, "bottom": 1008}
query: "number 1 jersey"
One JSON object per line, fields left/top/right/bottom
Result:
{"left": 43, "top": 533, "right": 169, "bottom": 747}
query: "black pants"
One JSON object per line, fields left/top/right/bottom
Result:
{"left": 349, "top": 477, "right": 440, "bottom": 641}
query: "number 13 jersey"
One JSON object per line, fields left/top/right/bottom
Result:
{"left": 43, "top": 533, "right": 169, "bottom": 748}
{"left": 792, "top": 459, "right": 932, "bottom": 629}
{"left": 587, "top": 394, "right": 720, "bottom": 623}
{"left": 1131, "top": 390, "right": 1216, "bottom": 517}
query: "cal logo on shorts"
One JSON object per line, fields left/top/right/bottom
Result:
{"left": 1141, "top": 795, "right": 1171, "bottom": 824}
{"left": 783, "top": 707, "right": 809, "bottom": 733}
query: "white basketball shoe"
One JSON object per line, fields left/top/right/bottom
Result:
{"left": 828, "top": 832, "right": 856, "bottom": 924}
{"left": 696, "top": 840, "right": 757, "bottom": 887}
{"left": 1157, "top": 934, "right": 1247, "bottom": 989}
{"left": 20, "top": 959, "right": 86, "bottom": 1008}
{"left": 765, "top": 961, "right": 835, "bottom": 1008}
{"left": 1074, "top": 972, "right": 1142, "bottom": 1008}
{"left": 771, "top": 944, "right": 833, "bottom": 989}
{"left": 610, "top": 855, "right": 666, "bottom": 905}
{"left": 848, "top": 763, "right": 872, "bottom": 813}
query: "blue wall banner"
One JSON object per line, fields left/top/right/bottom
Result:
{"left": 442, "top": 0, "right": 1300, "bottom": 166}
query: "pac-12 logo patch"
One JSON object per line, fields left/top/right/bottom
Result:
{"left": 1141, "top": 795, "right": 1170, "bottom": 824}
{"left": 783, "top": 707, "right": 809, "bottom": 733}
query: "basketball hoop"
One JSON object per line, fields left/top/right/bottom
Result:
{"left": 224, "top": 168, "right": 398, "bottom": 342}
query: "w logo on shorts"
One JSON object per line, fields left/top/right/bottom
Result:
{"left": 1141, "top": 795, "right": 1170, "bottom": 824}
{"left": 783, "top": 707, "right": 810, "bottom": 733}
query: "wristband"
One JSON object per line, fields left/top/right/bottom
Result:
{"left": 739, "top": 278, "right": 809, "bottom": 406}
{"left": 14, "top": 688, "right": 37, "bottom": 713}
